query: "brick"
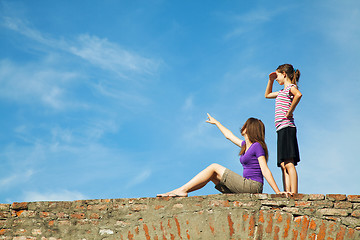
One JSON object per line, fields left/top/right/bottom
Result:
{"left": 348, "top": 195, "right": 360, "bottom": 202}
{"left": 39, "top": 212, "right": 50, "bottom": 218}
{"left": 291, "top": 194, "right": 308, "bottom": 201}
{"left": 13, "top": 237, "right": 36, "bottom": 240}
{"left": 13, "top": 210, "right": 36, "bottom": 218}
{"left": 0, "top": 220, "right": 6, "bottom": 227}
{"left": 309, "top": 194, "right": 325, "bottom": 200}
{"left": 31, "top": 229, "right": 42, "bottom": 235}
{"left": 265, "top": 211, "right": 273, "bottom": 233}
{"left": 274, "top": 211, "right": 283, "bottom": 224}
{"left": 227, "top": 214, "right": 234, "bottom": 236}
{"left": 258, "top": 210, "right": 265, "bottom": 223}
{"left": 254, "top": 193, "right": 268, "bottom": 200}
{"left": 309, "top": 219, "right": 317, "bottom": 230}
{"left": 0, "top": 204, "right": 10, "bottom": 211}
{"left": 14, "top": 229, "right": 27, "bottom": 235}
{"left": 299, "top": 216, "right": 310, "bottom": 240}
{"left": 312, "top": 201, "right": 334, "bottom": 208}
{"left": 89, "top": 213, "right": 100, "bottom": 219}
{"left": 336, "top": 226, "right": 346, "bottom": 240}
{"left": 334, "top": 202, "right": 353, "bottom": 209}
{"left": 130, "top": 204, "right": 148, "bottom": 211}
{"left": 0, "top": 229, "right": 10, "bottom": 235}
{"left": 351, "top": 210, "right": 360, "bottom": 218}
{"left": 346, "top": 228, "right": 356, "bottom": 239}
{"left": 71, "top": 213, "right": 85, "bottom": 219}
{"left": 233, "top": 201, "right": 258, "bottom": 208}
{"left": 282, "top": 207, "right": 301, "bottom": 214}
{"left": 58, "top": 220, "right": 71, "bottom": 226}
{"left": 326, "top": 194, "right": 347, "bottom": 201}
{"left": 269, "top": 194, "right": 288, "bottom": 199}
{"left": 248, "top": 213, "right": 255, "bottom": 236}
{"left": 318, "top": 208, "right": 350, "bottom": 217}
{"left": 283, "top": 214, "right": 291, "bottom": 239}
{"left": 354, "top": 203, "right": 360, "bottom": 209}
{"left": 154, "top": 205, "right": 164, "bottom": 210}
{"left": 172, "top": 203, "right": 183, "bottom": 209}
{"left": 87, "top": 204, "right": 108, "bottom": 211}
{"left": 295, "top": 201, "right": 312, "bottom": 207}
{"left": 209, "top": 200, "right": 230, "bottom": 207}
{"left": 11, "top": 202, "right": 28, "bottom": 211}
{"left": 261, "top": 200, "right": 290, "bottom": 207}
{"left": 0, "top": 211, "right": 11, "bottom": 218}
{"left": 341, "top": 217, "right": 360, "bottom": 227}
{"left": 324, "top": 216, "right": 340, "bottom": 222}
{"left": 317, "top": 221, "right": 327, "bottom": 240}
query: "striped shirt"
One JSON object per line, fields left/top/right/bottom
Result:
{"left": 275, "top": 84, "right": 296, "bottom": 131}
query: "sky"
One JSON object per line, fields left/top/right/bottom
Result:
{"left": 0, "top": 0, "right": 359, "bottom": 203}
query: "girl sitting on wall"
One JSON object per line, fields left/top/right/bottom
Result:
{"left": 157, "top": 114, "right": 286, "bottom": 197}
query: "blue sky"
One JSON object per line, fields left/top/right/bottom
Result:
{"left": 1, "top": 0, "right": 359, "bottom": 203}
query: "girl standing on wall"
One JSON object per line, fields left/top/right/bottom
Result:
{"left": 265, "top": 64, "right": 302, "bottom": 194}
{"left": 157, "top": 114, "right": 285, "bottom": 197}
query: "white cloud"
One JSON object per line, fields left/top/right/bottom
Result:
{"left": 0, "top": 170, "right": 35, "bottom": 188}
{"left": 23, "top": 189, "right": 88, "bottom": 202}
{"left": 0, "top": 16, "right": 161, "bottom": 112}
{"left": 0, "top": 59, "right": 81, "bottom": 110}
{"left": 1, "top": 17, "right": 161, "bottom": 79}
{"left": 126, "top": 169, "right": 152, "bottom": 189}
{"left": 223, "top": 7, "right": 287, "bottom": 39}
{"left": 181, "top": 95, "right": 194, "bottom": 111}
{"left": 70, "top": 34, "right": 160, "bottom": 78}
{"left": 93, "top": 81, "right": 151, "bottom": 109}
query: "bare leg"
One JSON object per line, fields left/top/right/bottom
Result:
{"left": 280, "top": 162, "right": 291, "bottom": 192}
{"left": 283, "top": 159, "right": 298, "bottom": 193}
{"left": 157, "top": 163, "right": 226, "bottom": 197}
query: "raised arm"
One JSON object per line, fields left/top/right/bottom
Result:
{"left": 257, "top": 156, "right": 282, "bottom": 194}
{"left": 206, "top": 113, "right": 243, "bottom": 148}
{"left": 265, "top": 72, "right": 279, "bottom": 99}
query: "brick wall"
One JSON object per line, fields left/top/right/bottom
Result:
{"left": 1, "top": 193, "right": 360, "bottom": 239}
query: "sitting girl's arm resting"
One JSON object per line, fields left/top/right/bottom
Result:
{"left": 206, "top": 113, "right": 243, "bottom": 147}
{"left": 258, "top": 156, "right": 281, "bottom": 194}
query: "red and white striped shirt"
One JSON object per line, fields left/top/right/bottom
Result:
{"left": 275, "top": 84, "right": 296, "bottom": 131}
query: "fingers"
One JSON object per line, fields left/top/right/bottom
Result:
{"left": 206, "top": 113, "right": 212, "bottom": 122}
{"left": 269, "top": 72, "right": 277, "bottom": 81}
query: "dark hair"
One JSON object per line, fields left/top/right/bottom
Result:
{"left": 239, "top": 118, "right": 269, "bottom": 161}
{"left": 276, "top": 64, "right": 300, "bottom": 87}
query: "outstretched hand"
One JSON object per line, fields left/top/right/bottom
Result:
{"left": 206, "top": 113, "right": 218, "bottom": 125}
{"left": 269, "top": 72, "right": 277, "bottom": 81}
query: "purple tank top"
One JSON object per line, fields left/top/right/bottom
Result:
{"left": 240, "top": 142, "right": 265, "bottom": 184}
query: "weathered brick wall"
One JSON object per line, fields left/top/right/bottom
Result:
{"left": 1, "top": 193, "right": 360, "bottom": 239}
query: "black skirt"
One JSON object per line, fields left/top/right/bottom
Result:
{"left": 277, "top": 126, "right": 300, "bottom": 167}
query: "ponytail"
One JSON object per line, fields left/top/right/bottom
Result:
{"left": 277, "top": 64, "right": 301, "bottom": 87}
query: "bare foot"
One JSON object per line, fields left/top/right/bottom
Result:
{"left": 156, "top": 189, "right": 188, "bottom": 197}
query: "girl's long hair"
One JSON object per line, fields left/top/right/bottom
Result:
{"left": 239, "top": 118, "right": 269, "bottom": 161}
{"left": 277, "top": 64, "right": 301, "bottom": 87}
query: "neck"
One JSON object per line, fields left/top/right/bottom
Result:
{"left": 244, "top": 136, "right": 252, "bottom": 147}
{"left": 284, "top": 79, "right": 292, "bottom": 88}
